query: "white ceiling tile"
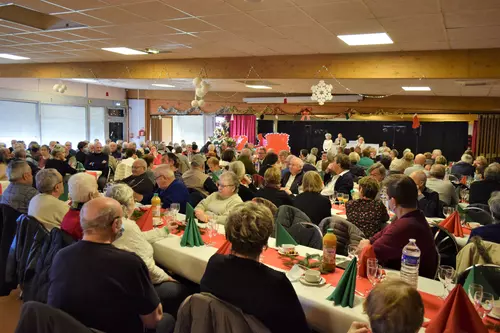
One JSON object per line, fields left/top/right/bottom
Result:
{"left": 291, "top": 0, "right": 350, "bottom": 6}
{"left": 201, "top": 14, "right": 265, "bottom": 31}
{"left": 165, "top": 0, "right": 240, "bottom": 17}
{"left": 300, "top": 1, "right": 374, "bottom": 23}
{"left": 119, "top": 1, "right": 188, "bottom": 21}
{"left": 445, "top": 9, "right": 500, "bottom": 29}
{"left": 84, "top": 7, "right": 148, "bottom": 24}
{"left": 126, "top": 22, "right": 179, "bottom": 35}
{"left": 12, "top": 0, "right": 69, "bottom": 13}
{"left": 386, "top": 26, "right": 447, "bottom": 43}
{"left": 450, "top": 38, "right": 500, "bottom": 49}
{"left": 248, "top": 8, "right": 314, "bottom": 27}
{"left": 363, "top": 0, "right": 440, "bottom": 18}
{"left": 379, "top": 14, "right": 444, "bottom": 31}
{"left": 163, "top": 18, "right": 220, "bottom": 32}
{"left": 447, "top": 26, "right": 500, "bottom": 41}
{"left": 54, "top": 12, "right": 111, "bottom": 26}
{"left": 229, "top": 28, "right": 285, "bottom": 42}
{"left": 224, "top": 0, "right": 295, "bottom": 11}
{"left": 460, "top": 86, "right": 491, "bottom": 96}
{"left": 440, "top": 0, "right": 500, "bottom": 13}
{"left": 44, "top": 0, "right": 109, "bottom": 11}
{"left": 398, "top": 41, "right": 450, "bottom": 51}
{"left": 322, "top": 19, "right": 385, "bottom": 35}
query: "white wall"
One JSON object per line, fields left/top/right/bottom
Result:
{"left": 128, "top": 99, "right": 145, "bottom": 144}
{"left": 172, "top": 115, "right": 205, "bottom": 146}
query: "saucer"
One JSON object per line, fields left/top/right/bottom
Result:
{"left": 299, "top": 276, "right": 326, "bottom": 287}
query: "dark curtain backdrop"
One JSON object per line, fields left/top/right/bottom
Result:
{"left": 270, "top": 121, "right": 468, "bottom": 162}
{"left": 256, "top": 120, "right": 274, "bottom": 142}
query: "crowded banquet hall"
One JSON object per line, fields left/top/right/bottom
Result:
{"left": 1, "top": 0, "right": 500, "bottom": 332}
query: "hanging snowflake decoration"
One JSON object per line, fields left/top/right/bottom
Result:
{"left": 311, "top": 80, "right": 333, "bottom": 105}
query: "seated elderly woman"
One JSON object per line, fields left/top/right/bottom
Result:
{"left": 61, "top": 173, "right": 99, "bottom": 240}
{"left": 38, "top": 144, "right": 51, "bottom": 169}
{"left": 194, "top": 171, "right": 243, "bottom": 225}
{"left": 255, "top": 167, "right": 294, "bottom": 208}
{"left": 228, "top": 161, "right": 257, "bottom": 202}
{"left": 200, "top": 202, "right": 310, "bottom": 333}
{"left": 293, "top": 171, "right": 331, "bottom": 225}
{"left": 349, "top": 152, "right": 366, "bottom": 178}
{"left": 345, "top": 176, "right": 389, "bottom": 238}
{"left": 106, "top": 183, "right": 190, "bottom": 316}
{"left": 44, "top": 144, "right": 77, "bottom": 177}
{"left": 28, "top": 168, "right": 69, "bottom": 230}
{"left": 389, "top": 151, "right": 414, "bottom": 173}
{"left": 347, "top": 280, "right": 424, "bottom": 333}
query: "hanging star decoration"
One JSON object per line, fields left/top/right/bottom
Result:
{"left": 311, "top": 80, "right": 333, "bottom": 105}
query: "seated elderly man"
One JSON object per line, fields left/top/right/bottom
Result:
{"left": 469, "top": 163, "right": 500, "bottom": 205}
{"left": 182, "top": 154, "right": 217, "bottom": 197}
{"left": 48, "top": 197, "right": 175, "bottom": 333}
{"left": 404, "top": 154, "right": 426, "bottom": 176}
{"left": 281, "top": 156, "right": 305, "bottom": 195}
{"left": 28, "top": 168, "right": 69, "bottom": 230}
{"left": 321, "top": 154, "right": 354, "bottom": 197}
{"left": 84, "top": 141, "right": 109, "bottom": 190}
{"left": 137, "top": 165, "right": 189, "bottom": 214}
{"left": 468, "top": 193, "right": 500, "bottom": 244}
{"left": 451, "top": 153, "right": 475, "bottom": 178}
{"left": 121, "top": 159, "right": 155, "bottom": 197}
{"left": 425, "top": 164, "right": 458, "bottom": 206}
{"left": 109, "top": 142, "right": 121, "bottom": 160}
{"left": 61, "top": 173, "right": 99, "bottom": 240}
{"left": 0, "top": 160, "right": 38, "bottom": 213}
{"left": 368, "top": 162, "right": 386, "bottom": 184}
{"left": 410, "top": 170, "right": 440, "bottom": 217}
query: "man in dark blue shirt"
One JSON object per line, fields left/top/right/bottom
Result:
{"left": 469, "top": 194, "right": 500, "bottom": 244}
{"left": 138, "top": 165, "right": 189, "bottom": 214}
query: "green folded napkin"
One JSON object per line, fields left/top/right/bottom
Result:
{"left": 463, "top": 266, "right": 498, "bottom": 298}
{"left": 275, "top": 222, "right": 297, "bottom": 247}
{"left": 326, "top": 257, "right": 357, "bottom": 308}
{"left": 180, "top": 203, "right": 204, "bottom": 247}
{"left": 456, "top": 204, "right": 474, "bottom": 223}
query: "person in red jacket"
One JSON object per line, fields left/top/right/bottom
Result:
{"left": 358, "top": 174, "right": 438, "bottom": 279}
{"left": 61, "top": 173, "right": 100, "bottom": 240}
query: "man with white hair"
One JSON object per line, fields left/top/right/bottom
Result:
{"left": 121, "top": 159, "right": 155, "bottom": 197}
{"left": 431, "top": 149, "right": 442, "bottom": 159}
{"left": 281, "top": 156, "right": 305, "bottom": 195}
{"left": 28, "top": 168, "right": 69, "bottom": 230}
{"left": 136, "top": 165, "right": 189, "bottom": 214}
{"left": 468, "top": 193, "right": 500, "bottom": 244}
{"left": 182, "top": 155, "right": 217, "bottom": 197}
{"left": 469, "top": 163, "right": 500, "bottom": 205}
{"left": 451, "top": 153, "right": 475, "bottom": 178}
{"left": 0, "top": 160, "right": 38, "bottom": 213}
{"left": 404, "top": 153, "right": 427, "bottom": 176}
{"left": 426, "top": 164, "right": 458, "bottom": 206}
{"left": 48, "top": 197, "right": 174, "bottom": 333}
{"left": 85, "top": 141, "right": 109, "bottom": 190}
{"left": 109, "top": 142, "right": 121, "bottom": 160}
{"left": 65, "top": 141, "right": 76, "bottom": 157}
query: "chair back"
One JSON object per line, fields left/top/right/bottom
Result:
{"left": 251, "top": 197, "right": 278, "bottom": 216}
{"left": 188, "top": 189, "right": 206, "bottom": 208}
{"left": 464, "top": 207, "right": 493, "bottom": 226}
{"left": 318, "top": 216, "right": 365, "bottom": 256}
{"left": 430, "top": 224, "right": 458, "bottom": 269}
{"left": 252, "top": 174, "right": 265, "bottom": 189}
{"left": 175, "top": 293, "right": 271, "bottom": 333}
{"left": 275, "top": 205, "right": 321, "bottom": 249}
{"left": 0, "top": 204, "right": 22, "bottom": 295}
{"left": 457, "top": 264, "right": 500, "bottom": 297}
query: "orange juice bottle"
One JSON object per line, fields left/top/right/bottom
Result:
{"left": 322, "top": 228, "right": 337, "bottom": 273}
{"left": 151, "top": 193, "right": 161, "bottom": 218}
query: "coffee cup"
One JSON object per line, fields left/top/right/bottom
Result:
{"left": 281, "top": 244, "right": 296, "bottom": 254}
{"left": 304, "top": 269, "right": 321, "bottom": 283}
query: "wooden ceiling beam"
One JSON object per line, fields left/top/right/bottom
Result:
{"left": 2, "top": 48, "right": 500, "bottom": 79}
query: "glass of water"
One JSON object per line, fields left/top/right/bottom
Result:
{"left": 170, "top": 203, "right": 180, "bottom": 222}
{"left": 474, "top": 291, "right": 494, "bottom": 319}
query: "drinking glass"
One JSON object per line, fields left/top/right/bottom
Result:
{"left": 348, "top": 244, "right": 359, "bottom": 260}
{"left": 438, "top": 265, "right": 454, "bottom": 299}
{"left": 336, "top": 192, "right": 343, "bottom": 206}
{"left": 474, "top": 292, "right": 494, "bottom": 319}
{"left": 367, "top": 260, "right": 383, "bottom": 291}
{"left": 468, "top": 283, "right": 483, "bottom": 305}
{"left": 329, "top": 192, "right": 337, "bottom": 206}
{"left": 342, "top": 193, "right": 350, "bottom": 204}
{"left": 459, "top": 213, "right": 466, "bottom": 226}
{"left": 443, "top": 206, "right": 455, "bottom": 218}
{"left": 170, "top": 203, "right": 180, "bottom": 222}
{"left": 205, "top": 213, "right": 217, "bottom": 246}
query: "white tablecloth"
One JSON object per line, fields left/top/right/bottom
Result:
{"left": 152, "top": 220, "right": 442, "bottom": 333}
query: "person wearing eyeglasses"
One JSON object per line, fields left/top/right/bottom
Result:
{"left": 121, "top": 159, "right": 155, "bottom": 197}
{"left": 136, "top": 165, "right": 189, "bottom": 214}
{"left": 28, "top": 168, "right": 69, "bottom": 230}
{"left": 194, "top": 171, "right": 243, "bottom": 225}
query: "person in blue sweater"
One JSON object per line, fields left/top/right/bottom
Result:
{"left": 136, "top": 165, "right": 190, "bottom": 214}
{"left": 468, "top": 194, "right": 500, "bottom": 244}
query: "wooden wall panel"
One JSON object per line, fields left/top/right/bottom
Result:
{"left": 476, "top": 114, "right": 500, "bottom": 161}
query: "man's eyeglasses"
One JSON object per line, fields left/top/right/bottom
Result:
{"left": 217, "top": 183, "right": 234, "bottom": 188}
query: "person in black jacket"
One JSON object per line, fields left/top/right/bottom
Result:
{"left": 450, "top": 154, "right": 475, "bottom": 178}
{"left": 349, "top": 152, "right": 366, "bottom": 179}
{"left": 45, "top": 145, "right": 77, "bottom": 178}
{"left": 255, "top": 167, "right": 294, "bottom": 208}
{"left": 410, "top": 170, "right": 440, "bottom": 217}
{"left": 75, "top": 141, "right": 88, "bottom": 165}
{"left": 294, "top": 171, "right": 331, "bottom": 225}
{"left": 281, "top": 157, "right": 305, "bottom": 195}
{"left": 258, "top": 152, "right": 279, "bottom": 177}
{"left": 321, "top": 154, "right": 354, "bottom": 198}
{"left": 121, "top": 159, "right": 155, "bottom": 197}
{"left": 84, "top": 142, "right": 109, "bottom": 190}
{"left": 469, "top": 163, "right": 500, "bottom": 205}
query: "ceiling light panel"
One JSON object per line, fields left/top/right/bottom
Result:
{"left": 337, "top": 33, "right": 393, "bottom": 46}
{"left": 101, "top": 47, "right": 147, "bottom": 55}
{"left": 0, "top": 53, "right": 30, "bottom": 60}
{"left": 152, "top": 84, "right": 176, "bottom": 88}
{"left": 402, "top": 86, "right": 431, "bottom": 91}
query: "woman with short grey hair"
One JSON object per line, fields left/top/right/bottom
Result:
{"left": 45, "top": 144, "right": 77, "bottom": 178}
{"left": 105, "top": 183, "right": 191, "bottom": 315}
{"left": 323, "top": 133, "right": 333, "bottom": 152}
{"left": 194, "top": 171, "right": 243, "bottom": 225}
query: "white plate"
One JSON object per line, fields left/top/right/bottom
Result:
{"left": 488, "top": 311, "right": 500, "bottom": 320}
{"left": 278, "top": 248, "right": 298, "bottom": 256}
{"left": 299, "top": 276, "right": 326, "bottom": 287}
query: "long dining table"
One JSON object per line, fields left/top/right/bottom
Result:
{"left": 149, "top": 213, "right": 453, "bottom": 333}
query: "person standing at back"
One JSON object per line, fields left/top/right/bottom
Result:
{"left": 48, "top": 197, "right": 174, "bottom": 333}
{"left": 84, "top": 142, "right": 109, "bottom": 190}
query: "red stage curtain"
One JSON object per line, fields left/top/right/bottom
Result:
{"left": 230, "top": 115, "right": 256, "bottom": 144}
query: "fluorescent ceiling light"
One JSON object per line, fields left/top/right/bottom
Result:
{"left": 101, "top": 47, "right": 147, "bottom": 55}
{"left": 71, "top": 78, "right": 98, "bottom": 83}
{"left": 246, "top": 84, "right": 272, "bottom": 90}
{"left": 152, "top": 83, "right": 175, "bottom": 88}
{"left": 337, "top": 33, "right": 393, "bottom": 46}
{"left": 0, "top": 53, "right": 30, "bottom": 60}
{"left": 402, "top": 86, "right": 431, "bottom": 91}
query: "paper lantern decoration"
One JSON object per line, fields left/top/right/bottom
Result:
{"left": 191, "top": 100, "right": 199, "bottom": 108}
{"left": 193, "top": 77, "right": 202, "bottom": 87}
{"left": 198, "top": 99, "right": 205, "bottom": 107}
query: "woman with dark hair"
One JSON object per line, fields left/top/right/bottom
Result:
{"left": 45, "top": 144, "right": 77, "bottom": 177}
{"left": 75, "top": 141, "right": 88, "bottom": 165}
{"left": 38, "top": 144, "right": 51, "bottom": 169}
{"left": 258, "top": 152, "right": 279, "bottom": 177}
{"left": 201, "top": 202, "right": 310, "bottom": 333}
{"left": 220, "top": 149, "right": 236, "bottom": 168}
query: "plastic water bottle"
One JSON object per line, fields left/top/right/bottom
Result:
{"left": 400, "top": 239, "right": 420, "bottom": 288}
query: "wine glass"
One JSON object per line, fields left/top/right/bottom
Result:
{"left": 474, "top": 292, "right": 494, "bottom": 319}
{"left": 367, "top": 260, "right": 382, "bottom": 291}
{"left": 170, "top": 203, "right": 180, "bottom": 222}
{"left": 336, "top": 192, "right": 343, "bottom": 206}
{"left": 348, "top": 244, "right": 359, "bottom": 260}
{"left": 329, "top": 192, "right": 337, "bottom": 206}
{"left": 442, "top": 206, "right": 455, "bottom": 218}
{"left": 342, "top": 193, "right": 350, "bottom": 205}
{"left": 459, "top": 213, "right": 466, "bottom": 227}
{"left": 438, "top": 265, "right": 454, "bottom": 299}
{"left": 468, "top": 283, "right": 483, "bottom": 305}
{"left": 205, "top": 212, "right": 217, "bottom": 246}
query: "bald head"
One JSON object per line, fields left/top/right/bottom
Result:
{"left": 414, "top": 154, "right": 426, "bottom": 166}
{"left": 132, "top": 159, "right": 147, "bottom": 176}
{"left": 80, "top": 197, "right": 123, "bottom": 241}
{"left": 410, "top": 170, "right": 427, "bottom": 190}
